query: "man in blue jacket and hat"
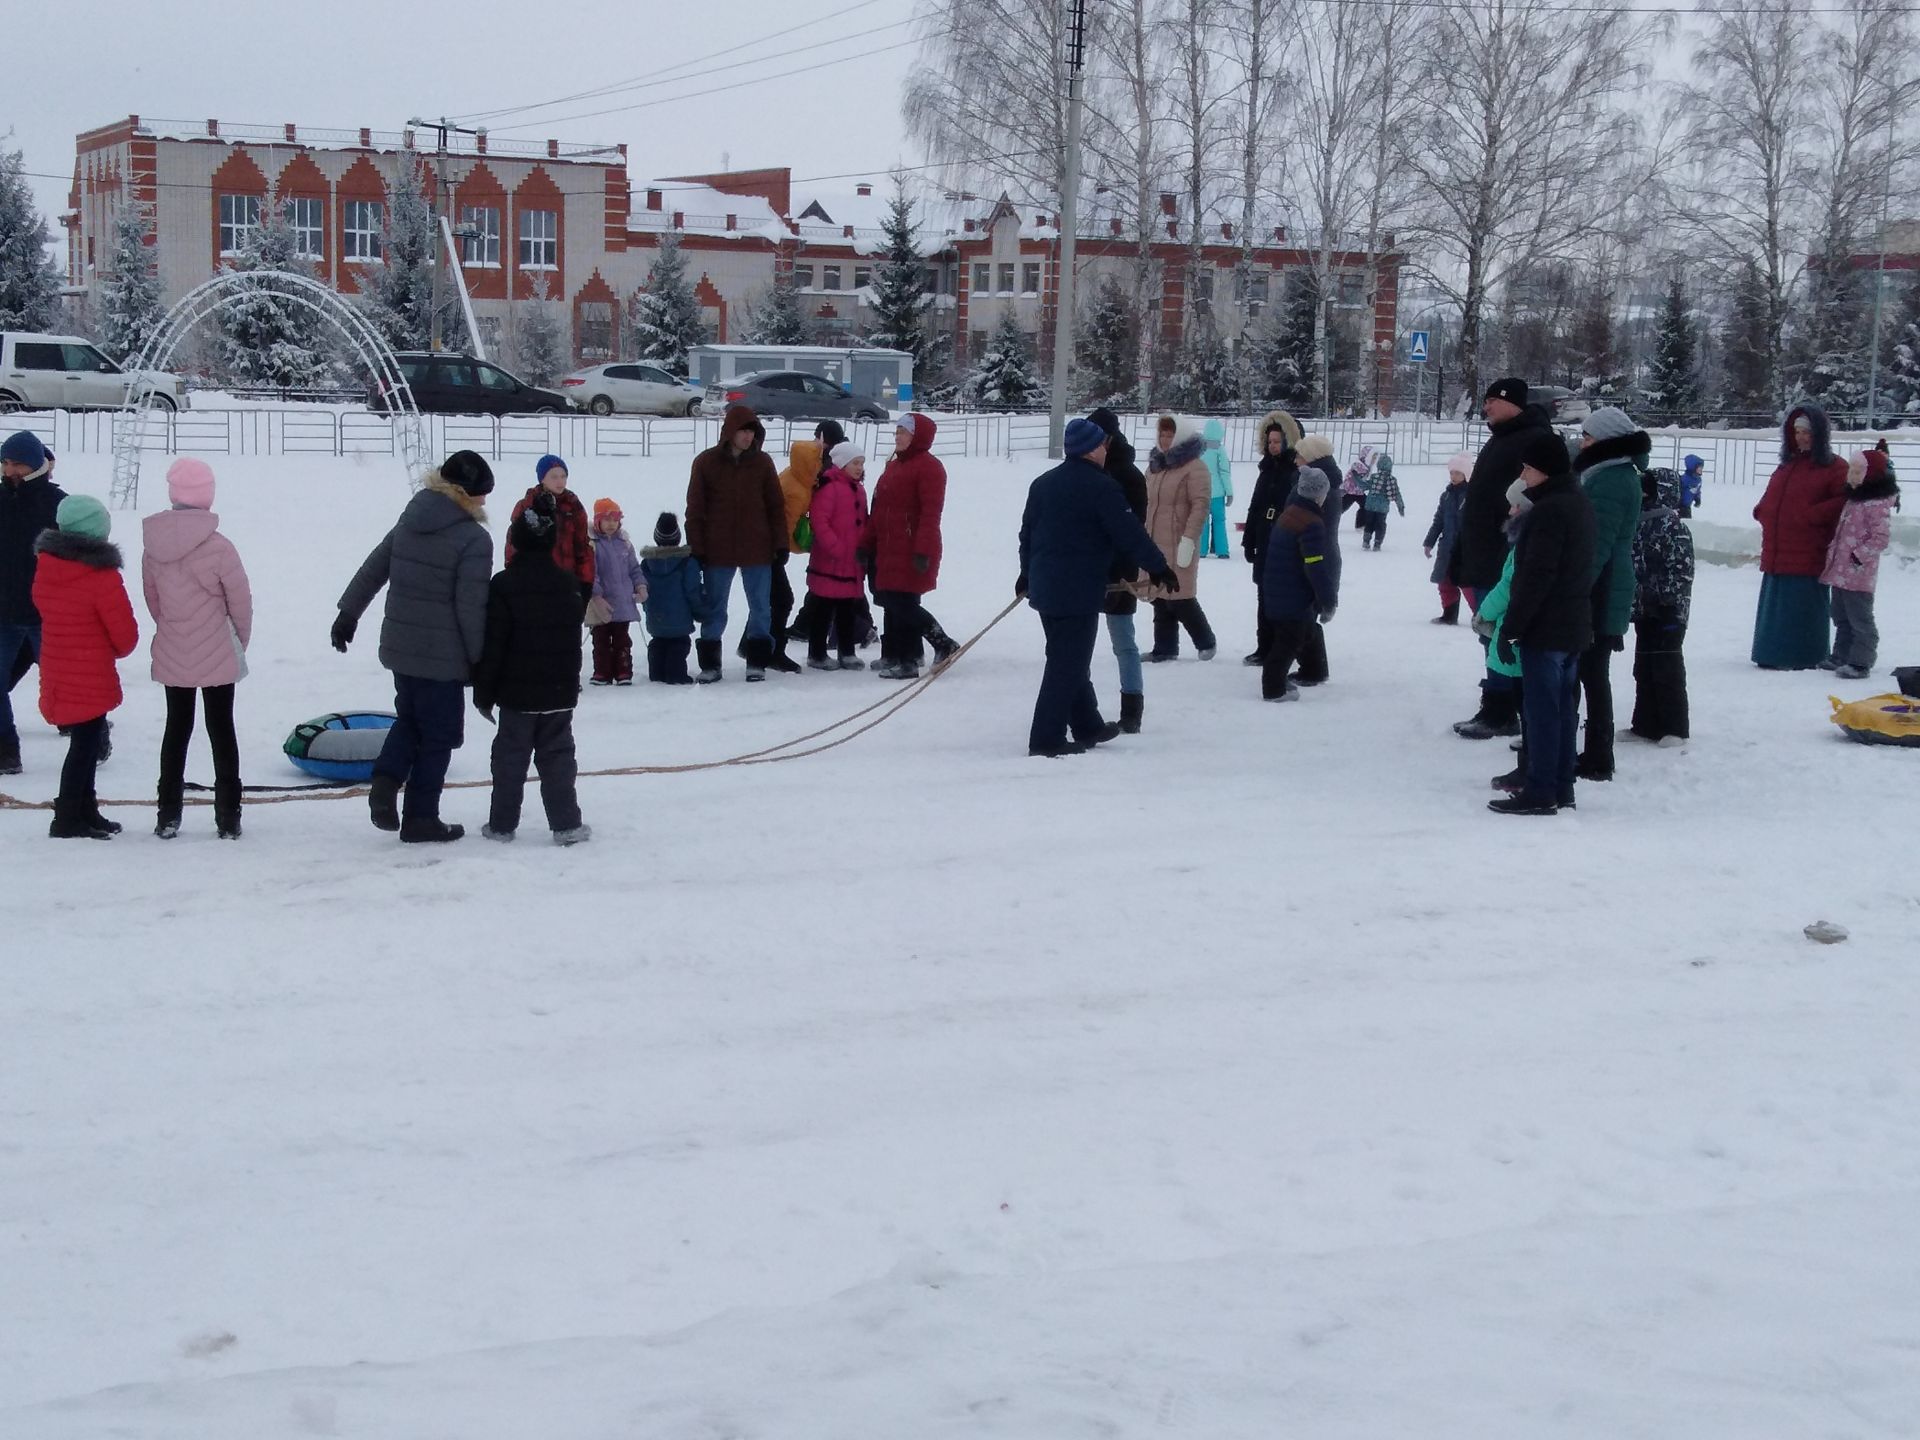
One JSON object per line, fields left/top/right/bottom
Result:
{"left": 1017, "top": 417, "right": 1177, "bottom": 757}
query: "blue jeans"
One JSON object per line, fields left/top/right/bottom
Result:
{"left": 374, "top": 673, "right": 467, "bottom": 820}
{"left": 1106, "top": 611, "right": 1143, "bottom": 696}
{"left": 1031, "top": 613, "right": 1104, "bottom": 750}
{"left": 1200, "top": 497, "right": 1231, "bottom": 556}
{"left": 1520, "top": 648, "right": 1581, "bottom": 803}
{"left": 0, "top": 621, "right": 41, "bottom": 741}
{"left": 700, "top": 564, "right": 772, "bottom": 643}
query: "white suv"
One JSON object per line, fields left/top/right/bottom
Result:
{"left": 0, "top": 333, "right": 190, "bottom": 413}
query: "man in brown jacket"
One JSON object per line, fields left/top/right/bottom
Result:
{"left": 686, "top": 404, "right": 788, "bottom": 682}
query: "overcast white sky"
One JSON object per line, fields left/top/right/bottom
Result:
{"left": 7, "top": 0, "right": 926, "bottom": 224}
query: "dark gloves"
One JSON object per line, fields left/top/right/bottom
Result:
{"left": 1150, "top": 567, "right": 1180, "bottom": 594}
{"left": 1318, "top": 606, "right": 1337, "bottom": 625}
{"left": 1496, "top": 636, "right": 1518, "bottom": 669}
{"left": 475, "top": 699, "right": 496, "bottom": 724}
{"left": 1014, "top": 574, "right": 1029, "bottom": 599}
{"left": 1609, "top": 634, "right": 1625, "bottom": 653}
{"left": 330, "top": 612, "right": 356, "bottom": 653}
{"left": 912, "top": 553, "right": 930, "bottom": 575}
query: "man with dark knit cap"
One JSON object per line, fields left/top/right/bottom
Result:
{"left": 1, "top": 430, "right": 65, "bottom": 775}
{"left": 1455, "top": 377, "right": 1555, "bottom": 739}
{"left": 1017, "top": 416, "right": 1175, "bottom": 757}
{"left": 333, "top": 449, "right": 496, "bottom": 843}
{"left": 1489, "top": 429, "right": 1597, "bottom": 816}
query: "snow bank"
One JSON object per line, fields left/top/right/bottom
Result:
{"left": 2, "top": 455, "right": 1916, "bottom": 1438}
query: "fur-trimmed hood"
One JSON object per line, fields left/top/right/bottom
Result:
{"left": 35, "top": 529, "right": 123, "bottom": 569}
{"left": 640, "top": 543, "right": 692, "bottom": 562}
{"left": 1781, "top": 406, "right": 1835, "bottom": 466}
{"left": 1573, "top": 429, "right": 1652, "bottom": 475}
{"left": 1148, "top": 416, "right": 1207, "bottom": 472}
{"left": 1260, "top": 409, "right": 1303, "bottom": 451}
{"left": 408, "top": 476, "right": 490, "bottom": 530}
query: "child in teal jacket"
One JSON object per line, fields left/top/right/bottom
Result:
{"left": 1199, "top": 418, "right": 1234, "bottom": 557}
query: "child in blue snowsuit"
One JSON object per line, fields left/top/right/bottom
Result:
{"left": 1679, "top": 454, "right": 1703, "bottom": 517}
{"left": 638, "top": 510, "right": 709, "bottom": 684}
{"left": 1358, "top": 453, "right": 1406, "bottom": 551}
{"left": 1199, "top": 418, "right": 1234, "bottom": 557}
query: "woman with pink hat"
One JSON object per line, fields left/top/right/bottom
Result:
{"left": 142, "top": 457, "right": 253, "bottom": 839}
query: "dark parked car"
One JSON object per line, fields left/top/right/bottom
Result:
{"left": 1526, "top": 384, "right": 1590, "bottom": 426}
{"left": 371, "top": 353, "right": 576, "bottom": 416}
{"left": 703, "top": 369, "right": 890, "bottom": 423}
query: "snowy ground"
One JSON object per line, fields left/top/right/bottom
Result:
{"left": 4, "top": 449, "right": 1918, "bottom": 1439}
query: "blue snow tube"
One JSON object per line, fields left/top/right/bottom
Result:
{"left": 283, "top": 711, "right": 397, "bottom": 782}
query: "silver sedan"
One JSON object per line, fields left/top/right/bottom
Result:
{"left": 559, "top": 362, "right": 702, "bottom": 416}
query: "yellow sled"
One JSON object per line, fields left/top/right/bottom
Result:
{"left": 1829, "top": 693, "right": 1920, "bottom": 748}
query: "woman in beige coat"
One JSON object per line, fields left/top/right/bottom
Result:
{"left": 1143, "top": 414, "right": 1217, "bottom": 660}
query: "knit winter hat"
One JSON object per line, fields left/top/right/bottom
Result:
{"left": 1446, "top": 451, "right": 1473, "bottom": 479}
{"left": 166, "top": 456, "right": 216, "bottom": 510}
{"left": 1087, "top": 406, "right": 1122, "bottom": 438}
{"left": 592, "top": 497, "right": 623, "bottom": 524}
{"left": 1294, "top": 468, "right": 1331, "bottom": 503}
{"left": 653, "top": 511, "right": 682, "bottom": 546}
{"left": 1, "top": 430, "right": 46, "bottom": 469}
{"left": 1582, "top": 406, "right": 1636, "bottom": 442}
{"left": 1295, "top": 435, "right": 1334, "bottom": 464}
{"left": 1859, "top": 449, "right": 1891, "bottom": 484}
{"left": 535, "top": 454, "right": 568, "bottom": 484}
{"left": 441, "top": 450, "right": 495, "bottom": 497}
{"left": 1518, "top": 430, "right": 1570, "bottom": 477}
{"left": 1484, "top": 377, "right": 1528, "bottom": 407}
{"left": 1063, "top": 416, "right": 1106, "bottom": 458}
{"left": 56, "top": 493, "right": 110, "bottom": 540}
{"left": 512, "top": 491, "right": 558, "bottom": 552}
{"left": 829, "top": 441, "right": 865, "bottom": 470}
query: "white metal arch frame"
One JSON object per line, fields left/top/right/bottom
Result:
{"left": 111, "top": 270, "right": 428, "bottom": 509}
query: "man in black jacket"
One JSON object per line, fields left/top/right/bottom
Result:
{"left": 0, "top": 431, "right": 66, "bottom": 775}
{"left": 1088, "top": 407, "right": 1152, "bottom": 732}
{"left": 1489, "top": 431, "right": 1597, "bottom": 816}
{"left": 1241, "top": 411, "right": 1302, "bottom": 664}
{"left": 1455, "top": 378, "right": 1556, "bottom": 739}
{"left": 474, "top": 494, "right": 590, "bottom": 845}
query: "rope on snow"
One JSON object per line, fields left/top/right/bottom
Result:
{"left": 0, "top": 599, "right": 1023, "bottom": 814}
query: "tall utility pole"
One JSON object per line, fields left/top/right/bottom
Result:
{"left": 415, "top": 116, "right": 484, "bottom": 353}
{"left": 1048, "top": 0, "right": 1090, "bottom": 458}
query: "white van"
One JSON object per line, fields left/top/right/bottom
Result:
{"left": 0, "top": 333, "right": 190, "bottom": 413}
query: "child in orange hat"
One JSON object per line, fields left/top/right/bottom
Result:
{"left": 586, "top": 498, "right": 645, "bottom": 685}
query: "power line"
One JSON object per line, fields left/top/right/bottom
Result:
{"left": 447, "top": 0, "right": 904, "bottom": 126}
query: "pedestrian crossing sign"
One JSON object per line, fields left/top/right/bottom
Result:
{"left": 1409, "top": 331, "right": 1430, "bottom": 364}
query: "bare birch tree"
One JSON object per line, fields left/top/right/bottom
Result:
{"left": 1403, "top": 0, "right": 1660, "bottom": 407}
{"left": 1218, "top": 0, "right": 1293, "bottom": 407}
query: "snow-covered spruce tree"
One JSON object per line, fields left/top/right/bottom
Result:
{"left": 1888, "top": 275, "right": 1920, "bottom": 420}
{"left": 358, "top": 156, "right": 443, "bottom": 352}
{"left": 1160, "top": 320, "right": 1240, "bottom": 411}
{"left": 513, "top": 272, "right": 566, "bottom": 386}
{"left": 865, "top": 180, "right": 935, "bottom": 370}
{"left": 98, "top": 200, "right": 165, "bottom": 363}
{"left": 1719, "top": 260, "right": 1774, "bottom": 415}
{"left": 965, "top": 311, "right": 1043, "bottom": 410}
{"left": 218, "top": 194, "right": 338, "bottom": 391}
{"left": 739, "top": 266, "right": 808, "bottom": 345}
{"left": 1642, "top": 277, "right": 1699, "bottom": 421}
{"left": 1074, "top": 275, "right": 1138, "bottom": 407}
{"left": 628, "top": 232, "right": 709, "bottom": 378}
{"left": 1249, "top": 274, "right": 1317, "bottom": 411}
{"left": 1788, "top": 263, "right": 1870, "bottom": 419}
{"left": 0, "top": 143, "right": 61, "bottom": 332}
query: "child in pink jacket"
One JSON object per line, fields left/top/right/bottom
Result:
{"left": 142, "top": 457, "right": 253, "bottom": 839}
{"left": 804, "top": 441, "right": 871, "bottom": 671}
{"left": 1819, "top": 449, "right": 1900, "bottom": 679}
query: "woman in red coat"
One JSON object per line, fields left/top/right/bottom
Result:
{"left": 1752, "top": 406, "right": 1848, "bottom": 669}
{"left": 32, "top": 494, "right": 139, "bottom": 839}
{"left": 861, "top": 413, "right": 959, "bottom": 679}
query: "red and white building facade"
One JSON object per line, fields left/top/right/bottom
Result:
{"left": 63, "top": 116, "right": 1399, "bottom": 388}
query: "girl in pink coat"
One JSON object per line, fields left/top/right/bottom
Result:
{"left": 804, "top": 441, "right": 871, "bottom": 671}
{"left": 142, "top": 457, "right": 253, "bottom": 838}
{"left": 1819, "top": 449, "right": 1900, "bottom": 679}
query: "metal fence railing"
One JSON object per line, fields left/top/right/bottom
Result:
{"left": 10, "top": 406, "right": 1917, "bottom": 492}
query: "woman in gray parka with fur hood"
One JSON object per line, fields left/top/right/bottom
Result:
{"left": 331, "top": 450, "right": 496, "bottom": 843}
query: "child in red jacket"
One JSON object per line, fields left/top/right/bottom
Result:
{"left": 33, "top": 494, "right": 138, "bottom": 839}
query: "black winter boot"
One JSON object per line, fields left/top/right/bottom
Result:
{"left": 400, "top": 816, "right": 465, "bottom": 844}
{"left": 215, "top": 779, "right": 242, "bottom": 839}
{"left": 368, "top": 772, "right": 401, "bottom": 832}
{"left": 744, "top": 636, "right": 770, "bottom": 682}
{"left": 1119, "top": 693, "right": 1143, "bottom": 735}
{"left": 928, "top": 623, "right": 960, "bottom": 666}
{"left": 0, "top": 732, "right": 19, "bottom": 776}
{"left": 696, "top": 638, "right": 723, "bottom": 684}
{"left": 770, "top": 638, "right": 803, "bottom": 675}
{"left": 1433, "top": 600, "right": 1460, "bottom": 625}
